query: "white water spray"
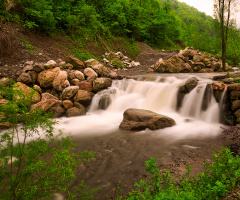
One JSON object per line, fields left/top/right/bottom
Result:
{"left": 56, "top": 75, "right": 224, "bottom": 140}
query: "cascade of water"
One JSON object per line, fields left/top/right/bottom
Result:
{"left": 90, "top": 78, "right": 220, "bottom": 123}
{"left": 180, "top": 84, "right": 219, "bottom": 123}
{"left": 54, "top": 75, "right": 223, "bottom": 138}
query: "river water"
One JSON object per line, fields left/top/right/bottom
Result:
{"left": 53, "top": 73, "right": 229, "bottom": 199}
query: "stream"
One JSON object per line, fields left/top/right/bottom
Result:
{"left": 53, "top": 73, "right": 229, "bottom": 199}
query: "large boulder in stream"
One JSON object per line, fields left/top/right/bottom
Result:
{"left": 119, "top": 108, "right": 176, "bottom": 131}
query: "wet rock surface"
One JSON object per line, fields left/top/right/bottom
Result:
{"left": 119, "top": 108, "right": 176, "bottom": 131}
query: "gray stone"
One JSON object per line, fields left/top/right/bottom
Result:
{"left": 119, "top": 108, "right": 176, "bottom": 131}
{"left": 185, "top": 77, "right": 198, "bottom": 92}
{"left": 93, "top": 78, "right": 112, "bottom": 92}
{"left": 66, "top": 107, "right": 86, "bottom": 117}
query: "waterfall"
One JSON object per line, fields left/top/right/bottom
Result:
{"left": 89, "top": 78, "right": 220, "bottom": 123}
{"left": 55, "top": 75, "right": 223, "bottom": 139}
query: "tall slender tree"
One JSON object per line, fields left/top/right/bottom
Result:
{"left": 213, "top": 0, "right": 237, "bottom": 71}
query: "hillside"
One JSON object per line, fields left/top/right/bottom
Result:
{"left": 0, "top": 0, "right": 240, "bottom": 80}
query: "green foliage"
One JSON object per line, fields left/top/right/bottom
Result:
{"left": 0, "top": 84, "right": 97, "bottom": 199}
{"left": 73, "top": 48, "right": 97, "bottom": 61}
{"left": 126, "top": 148, "right": 240, "bottom": 200}
{"left": 21, "top": 36, "right": 33, "bottom": 53}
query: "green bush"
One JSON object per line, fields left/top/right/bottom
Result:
{"left": 125, "top": 148, "right": 240, "bottom": 200}
{"left": 0, "top": 84, "right": 98, "bottom": 199}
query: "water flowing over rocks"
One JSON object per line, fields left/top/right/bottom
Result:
{"left": 119, "top": 108, "right": 176, "bottom": 131}
{"left": 1, "top": 47, "right": 240, "bottom": 130}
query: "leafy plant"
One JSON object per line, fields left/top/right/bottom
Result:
{"left": 0, "top": 84, "right": 97, "bottom": 199}
{"left": 126, "top": 147, "right": 240, "bottom": 200}
{"left": 21, "top": 36, "right": 33, "bottom": 53}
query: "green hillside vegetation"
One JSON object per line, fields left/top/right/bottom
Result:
{"left": 160, "top": 0, "right": 240, "bottom": 65}
{"left": 1, "top": 0, "right": 240, "bottom": 64}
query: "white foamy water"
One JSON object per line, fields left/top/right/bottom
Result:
{"left": 56, "top": 75, "right": 224, "bottom": 140}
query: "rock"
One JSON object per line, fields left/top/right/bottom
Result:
{"left": 199, "top": 68, "right": 214, "bottom": 73}
{"left": 185, "top": 77, "right": 198, "bottom": 92}
{"left": 66, "top": 107, "right": 86, "bottom": 117}
{"left": 212, "top": 82, "right": 226, "bottom": 91}
{"left": 12, "top": 82, "right": 41, "bottom": 104}
{"left": 73, "top": 102, "right": 85, "bottom": 110}
{"left": 180, "top": 63, "right": 193, "bottom": 73}
{"left": 62, "top": 86, "right": 79, "bottom": 100}
{"left": 187, "top": 60, "right": 194, "bottom": 67}
{"left": 92, "top": 64, "right": 110, "bottom": 76}
{"left": 212, "top": 61, "right": 222, "bottom": 71}
{"left": 108, "top": 71, "right": 118, "bottom": 79}
{"left": 44, "top": 60, "right": 57, "bottom": 69}
{"left": 0, "top": 99, "right": 9, "bottom": 105}
{"left": 30, "top": 99, "right": 57, "bottom": 112}
{"left": 193, "top": 54, "right": 204, "bottom": 62}
{"left": 0, "top": 78, "right": 9, "bottom": 86}
{"left": 85, "top": 59, "right": 110, "bottom": 76}
{"left": 67, "top": 70, "right": 76, "bottom": 80}
{"left": 188, "top": 50, "right": 198, "bottom": 59}
{"left": 228, "top": 83, "right": 240, "bottom": 91}
{"left": 74, "top": 70, "right": 85, "bottom": 81}
{"left": 234, "top": 109, "right": 240, "bottom": 123}
{"left": 17, "top": 72, "right": 33, "bottom": 84}
{"left": 148, "top": 68, "right": 155, "bottom": 73}
{"left": 37, "top": 67, "right": 60, "bottom": 88}
{"left": 71, "top": 79, "right": 80, "bottom": 86}
{"left": 193, "top": 62, "right": 205, "bottom": 71}
{"left": 0, "top": 122, "right": 11, "bottom": 129}
{"left": 119, "top": 108, "right": 176, "bottom": 131}
{"left": 93, "top": 78, "right": 112, "bottom": 92}
{"left": 65, "top": 63, "right": 74, "bottom": 69}
{"left": 48, "top": 105, "right": 65, "bottom": 118}
{"left": 169, "top": 55, "right": 185, "bottom": 65}
{"left": 65, "top": 56, "right": 84, "bottom": 70}
{"left": 73, "top": 90, "right": 94, "bottom": 105}
{"left": 23, "top": 65, "right": 33, "bottom": 73}
{"left": 24, "top": 61, "right": 34, "bottom": 66}
{"left": 84, "top": 68, "right": 98, "bottom": 82}
{"left": 50, "top": 88, "right": 60, "bottom": 99}
{"left": 230, "top": 91, "right": 240, "bottom": 100}
{"left": 181, "top": 47, "right": 191, "bottom": 57}
{"left": 29, "top": 71, "right": 38, "bottom": 83}
{"left": 222, "top": 78, "right": 234, "bottom": 84}
{"left": 213, "top": 75, "right": 227, "bottom": 80}
{"left": 157, "top": 60, "right": 181, "bottom": 73}
{"left": 52, "top": 70, "right": 68, "bottom": 91}
{"left": 63, "top": 100, "right": 73, "bottom": 110}
{"left": 33, "top": 85, "right": 42, "bottom": 94}
{"left": 220, "top": 107, "right": 235, "bottom": 125}
{"left": 178, "top": 52, "right": 189, "bottom": 62}
{"left": 33, "top": 63, "right": 45, "bottom": 73}
{"left": 78, "top": 81, "right": 93, "bottom": 92}
{"left": 84, "top": 59, "right": 100, "bottom": 68}
{"left": 42, "top": 93, "right": 59, "bottom": 101}
{"left": 59, "top": 61, "right": 66, "bottom": 69}
{"left": 232, "top": 100, "right": 240, "bottom": 111}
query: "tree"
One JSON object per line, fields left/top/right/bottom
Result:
{"left": 213, "top": 0, "right": 237, "bottom": 71}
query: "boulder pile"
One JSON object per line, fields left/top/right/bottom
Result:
{"left": 0, "top": 56, "right": 117, "bottom": 126}
{"left": 149, "top": 47, "right": 232, "bottom": 73}
{"left": 102, "top": 52, "right": 140, "bottom": 69}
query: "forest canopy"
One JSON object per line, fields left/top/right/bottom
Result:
{"left": 0, "top": 0, "right": 240, "bottom": 65}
